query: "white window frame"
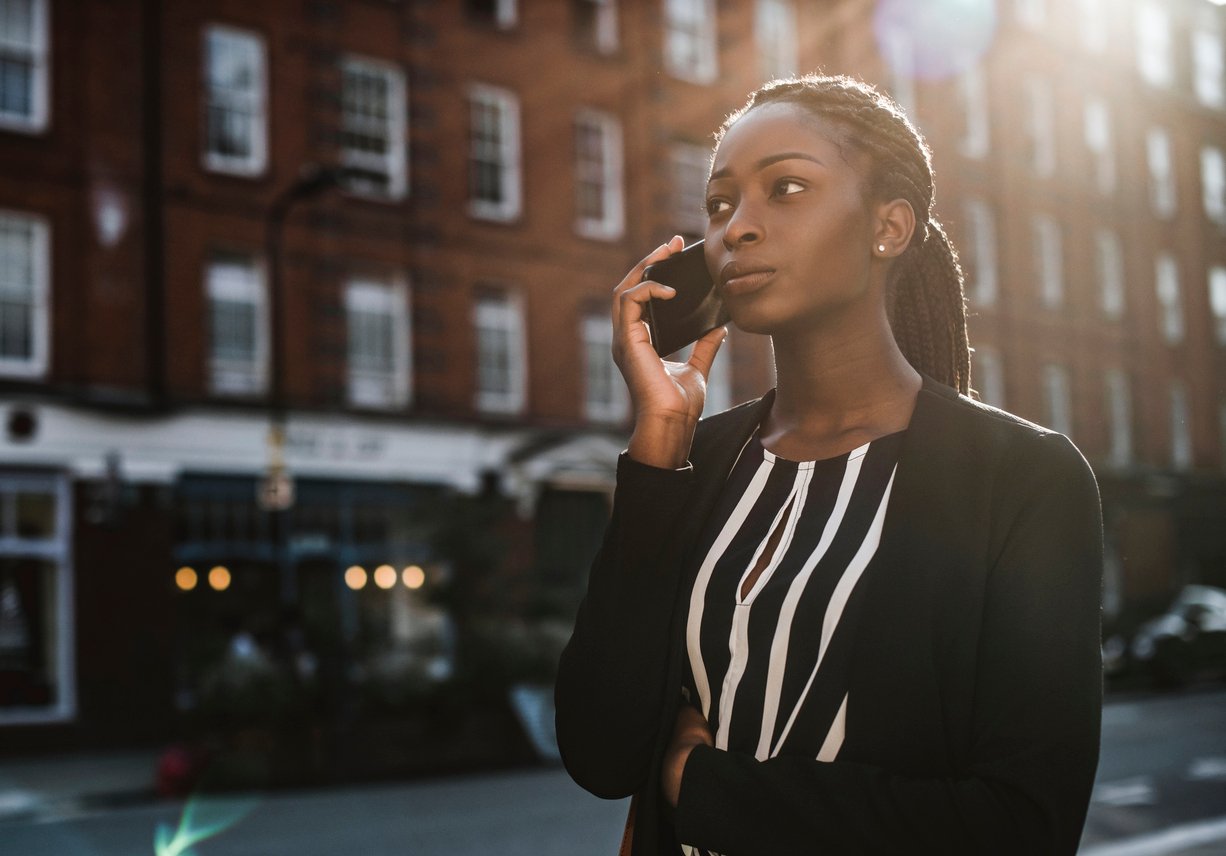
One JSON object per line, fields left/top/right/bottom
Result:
{"left": 669, "top": 142, "right": 711, "bottom": 235}
{"left": 963, "top": 198, "right": 998, "bottom": 307}
{"left": 1077, "top": 0, "right": 1108, "bottom": 54}
{"left": 1042, "top": 363, "right": 1073, "bottom": 437}
{"left": 1201, "top": 146, "right": 1226, "bottom": 226}
{"left": 1096, "top": 228, "right": 1125, "bottom": 320}
{"left": 573, "top": 109, "right": 625, "bottom": 240}
{"left": 339, "top": 55, "right": 408, "bottom": 201}
{"left": 345, "top": 276, "right": 411, "bottom": 410}
{"left": 0, "top": 473, "right": 75, "bottom": 725}
{"left": 1147, "top": 127, "right": 1177, "bottom": 219}
{"left": 1170, "top": 380, "right": 1193, "bottom": 470}
{"left": 957, "top": 64, "right": 990, "bottom": 161}
{"left": 0, "top": 0, "right": 50, "bottom": 133}
{"left": 467, "top": 84, "right": 522, "bottom": 222}
{"left": 1193, "top": 20, "right": 1225, "bottom": 110}
{"left": 206, "top": 254, "right": 268, "bottom": 397}
{"left": 474, "top": 287, "right": 527, "bottom": 415}
{"left": 1032, "top": 214, "right": 1063, "bottom": 309}
{"left": 1104, "top": 368, "right": 1133, "bottom": 468}
{"left": 201, "top": 24, "right": 268, "bottom": 177}
{"left": 1156, "top": 253, "right": 1184, "bottom": 345}
{"left": 1209, "top": 265, "right": 1226, "bottom": 345}
{"left": 664, "top": 0, "right": 718, "bottom": 84}
{"left": 0, "top": 209, "right": 50, "bottom": 379}
{"left": 1014, "top": 0, "right": 1047, "bottom": 31}
{"left": 755, "top": 0, "right": 797, "bottom": 82}
{"left": 582, "top": 312, "right": 628, "bottom": 423}
{"left": 1083, "top": 97, "right": 1115, "bottom": 195}
{"left": 577, "top": 0, "right": 619, "bottom": 54}
{"left": 972, "top": 345, "right": 1006, "bottom": 408}
{"left": 1023, "top": 76, "right": 1055, "bottom": 177}
{"left": 1135, "top": 1, "right": 1174, "bottom": 88}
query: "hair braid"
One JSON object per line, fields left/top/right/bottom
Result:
{"left": 716, "top": 75, "right": 972, "bottom": 395}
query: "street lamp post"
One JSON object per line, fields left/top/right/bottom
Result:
{"left": 262, "top": 164, "right": 361, "bottom": 607}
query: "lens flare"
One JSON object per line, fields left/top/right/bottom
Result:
{"left": 345, "top": 565, "right": 367, "bottom": 590}
{"left": 874, "top": 0, "right": 997, "bottom": 82}
{"left": 154, "top": 791, "right": 259, "bottom": 856}
{"left": 374, "top": 564, "right": 397, "bottom": 589}
{"left": 207, "top": 566, "right": 231, "bottom": 591}
{"left": 175, "top": 567, "right": 198, "bottom": 592}
{"left": 402, "top": 565, "right": 425, "bottom": 589}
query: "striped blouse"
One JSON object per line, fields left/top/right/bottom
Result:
{"left": 679, "top": 422, "right": 906, "bottom": 856}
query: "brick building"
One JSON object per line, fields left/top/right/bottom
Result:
{"left": 0, "top": 0, "right": 1223, "bottom": 755}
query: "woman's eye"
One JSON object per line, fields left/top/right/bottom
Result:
{"left": 706, "top": 198, "right": 732, "bottom": 215}
{"left": 774, "top": 179, "right": 805, "bottom": 196}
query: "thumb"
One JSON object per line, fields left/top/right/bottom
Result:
{"left": 687, "top": 326, "right": 728, "bottom": 380}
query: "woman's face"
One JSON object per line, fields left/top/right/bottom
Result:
{"left": 704, "top": 101, "right": 882, "bottom": 338}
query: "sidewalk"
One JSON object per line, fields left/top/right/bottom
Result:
{"left": 0, "top": 749, "right": 159, "bottom": 823}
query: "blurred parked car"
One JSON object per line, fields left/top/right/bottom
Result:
{"left": 1127, "top": 585, "right": 1226, "bottom": 688}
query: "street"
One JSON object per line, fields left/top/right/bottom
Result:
{"left": 2, "top": 688, "right": 1224, "bottom": 856}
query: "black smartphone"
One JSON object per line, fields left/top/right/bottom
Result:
{"left": 642, "top": 240, "right": 730, "bottom": 359}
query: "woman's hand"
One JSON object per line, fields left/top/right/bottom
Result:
{"left": 612, "top": 235, "right": 728, "bottom": 469}
{"left": 662, "top": 703, "right": 714, "bottom": 808}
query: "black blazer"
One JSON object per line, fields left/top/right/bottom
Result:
{"left": 555, "top": 372, "right": 1104, "bottom": 855}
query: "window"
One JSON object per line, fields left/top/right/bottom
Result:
{"left": 468, "top": 85, "right": 521, "bottom": 221}
{"left": 1042, "top": 363, "right": 1073, "bottom": 437}
{"left": 1193, "top": 17, "right": 1225, "bottom": 108}
{"left": 0, "top": 0, "right": 48, "bottom": 132}
{"left": 345, "top": 277, "right": 411, "bottom": 409}
{"left": 0, "top": 474, "right": 73, "bottom": 724}
{"left": 1146, "top": 127, "right": 1177, "bottom": 219}
{"left": 1155, "top": 253, "right": 1184, "bottom": 344}
{"left": 879, "top": 26, "right": 916, "bottom": 117}
{"left": 202, "top": 25, "right": 267, "bottom": 176}
{"left": 1201, "top": 146, "right": 1226, "bottom": 226}
{"left": 467, "top": 0, "right": 517, "bottom": 29}
{"left": 1032, "top": 215, "right": 1063, "bottom": 309}
{"left": 1083, "top": 97, "right": 1114, "bottom": 195}
{"left": 756, "top": 0, "right": 797, "bottom": 82}
{"left": 574, "top": 110, "right": 624, "bottom": 240}
{"left": 1096, "top": 228, "right": 1125, "bottom": 320}
{"left": 0, "top": 210, "right": 48, "bottom": 379}
{"left": 1077, "top": 0, "right": 1108, "bottom": 54}
{"left": 972, "top": 345, "right": 1005, "bottom": 408}
{"left": 957, "top": 65, "right": 990, "bottom": 160}
{"left": 574, "top": 0, "right": 618, "bottom": 54}
{"left": 962, "top": 198, "right": 998, "bottom": 307}
{"left": 1170, "top": 380, "right": 1192, "bottom": 469}
{"left": 474, "top": 287, "right": 526, "bottom": 415}
{"left": 1135, "top": 1, "right": 1174, "bottom": 88}
{"left": 1209, "top": 265, "right": 1226, "bottom": 345}
{"left": 340, "top": 57, "right": 407, "bottom": 200}
{"left": 669, "top": 142, "right": 710, "bottom": 236}
{"left": 1104, "top": 368, "right": 1133, "bottom": 467}
{"left": 1014, "top": 0, "right": 1046, "bottom": 31}
{"left": 206, "top": 254, "right": 267, "bottom": 396}
{"left": 1023, "top": 76, "right": 1055, "bottom": 177}
{"left": 582, "top": 311, "right": 627, "bottom": 423}
{"left": 664, "top": 0, "right": 717, "bottom": 84}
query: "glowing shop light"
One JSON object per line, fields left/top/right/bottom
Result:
{"left": 344, "top": 565, "right": 368, "bottom": 590}
{"left": 175, "top": 567, "right": 198, "bottom": 592}
{"left": 402, "top": 565, "right": 426, "bottom": 590}
{"left": 207, "top": 566, "right": 231, "bottom": 591}
{"left": 374, "top": 564, "right": 397, "bottom": 589}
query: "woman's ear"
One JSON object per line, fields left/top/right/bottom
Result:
{"left": 873, "top": 198, "right": 916, "bottom": 258}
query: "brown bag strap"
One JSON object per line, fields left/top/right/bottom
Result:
{"left": 618, "top": 793, "right": 638, "bottom": 856}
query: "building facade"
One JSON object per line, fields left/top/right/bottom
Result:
{"left": 0, "top": 0, "right": 1223, "bottom": 754}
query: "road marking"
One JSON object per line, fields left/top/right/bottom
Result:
{"left": 1187, "top": 756, "right": 1226, "bottom": 782}
{"left": 1081, "top": 816, "right": 1226, "bottom": 856}
{"left": 1092, "top": 776, "right": 1158, "bottom": 806}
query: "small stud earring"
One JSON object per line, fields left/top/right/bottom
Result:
{"left": 877, "top": 244, "right": 886, "bottom": 253}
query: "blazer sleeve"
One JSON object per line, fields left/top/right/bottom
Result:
{"left": 555, "top": 450, "right": 698, "bottom": 800}
{"left": 673, "top": 431, "right": 1105, "bottom": 856}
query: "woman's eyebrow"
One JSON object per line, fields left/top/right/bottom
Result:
{"left": 708, "top": 152, "right": 824, "bottom": 183}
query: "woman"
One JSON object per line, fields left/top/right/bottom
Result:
{"left": 555, "top": 75, "right": 1103, "bottom": 856}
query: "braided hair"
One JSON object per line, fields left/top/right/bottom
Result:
{"left": 715, "top": 75, "right": 972, "bottom": 395}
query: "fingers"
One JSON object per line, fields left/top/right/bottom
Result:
{"left": 612, "top": 235, "right": 685, "bottom": 328}
{"left": 686, "top": 326, "right": 729, "bottom": 380}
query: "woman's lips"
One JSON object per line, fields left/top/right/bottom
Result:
{"left": 720, "top": 269, "right": 775, "bottom": 297}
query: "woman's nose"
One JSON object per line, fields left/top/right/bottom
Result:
{"left": 721, "top": 204, "right": 763, "bottom": 249}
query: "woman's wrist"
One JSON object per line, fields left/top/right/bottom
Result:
{"left": 627, "top": 414, "right": 694, "bottom": 470}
